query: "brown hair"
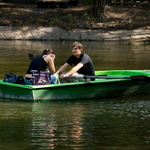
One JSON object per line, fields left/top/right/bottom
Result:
{"left": 72, "top": 42, "right": 83, "bottom": 49}
{"left": 43, "top": 49, "right": 54, "bottom": 55}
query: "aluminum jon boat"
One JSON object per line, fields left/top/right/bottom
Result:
{"left": 0, "top": 70, "right": 150, "bottom": 101}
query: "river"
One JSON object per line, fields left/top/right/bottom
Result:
{"left": 0, "top": 40, "right": 150, "bottom": 149}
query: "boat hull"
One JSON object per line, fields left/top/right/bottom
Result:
{"left": 0, "top": 70, "right": 150, "bottom": 101}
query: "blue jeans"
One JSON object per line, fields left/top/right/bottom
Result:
{"left": 50, "top": 75, "right": 57, "bottom": 84}
{"left": 25, "top": 75, "right": 57, "bottom": 85}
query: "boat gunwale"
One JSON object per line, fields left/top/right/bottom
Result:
{"left": 0, "top": 70, "right": 150, "bottom": 90}
{"left": 1, "top": 70, "right": 150, "bottom": 101}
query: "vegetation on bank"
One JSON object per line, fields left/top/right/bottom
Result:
{"left": 0, "top": 0, "right": 150, "bottom": 31}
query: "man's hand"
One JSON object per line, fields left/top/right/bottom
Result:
{"left": 59, "top": 73, "right": 68, "bottom": 78}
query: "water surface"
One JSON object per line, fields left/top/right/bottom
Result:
{"left": 0, "top": 40, "right": 150, "bottom": 149}
{"left": 0, "top": 40, "right": 150, "bottom": 79}
{"left": 1, "top": 96, "right": 150, "bottom": 149}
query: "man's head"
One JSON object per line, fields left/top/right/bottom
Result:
{"left": 72, "top": 42, "right": 83, "bottom": 58}
{"left": 72, "top": 42, "right": 83, "bottom": 50}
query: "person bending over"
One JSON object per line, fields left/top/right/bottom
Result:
{"left": 25, "top": 49, "right": 57, "bottom": 85}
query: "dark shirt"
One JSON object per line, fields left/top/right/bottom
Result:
{"left": 26, "top": 55, "right": 48, "bottom": 74}
{"left": 66, "top": 52, "right": 95, "bottom": 80}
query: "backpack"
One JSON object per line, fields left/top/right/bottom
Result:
{"left": 4, "top": 73, "right": 25, "bottom": 85}
{"left": 31, "top": 70, "right": 51, "bottom": 85}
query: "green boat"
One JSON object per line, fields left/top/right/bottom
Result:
{"left": 0, "top": 70, "right": 150, "bottom": 101}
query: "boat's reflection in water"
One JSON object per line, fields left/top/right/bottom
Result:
{"left": 0, "top": 95, "right": 150, "bottom": 149}
{"left": 30, "top": 96, "right": 150, "bottom": 149}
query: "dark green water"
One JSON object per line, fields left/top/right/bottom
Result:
{"left": 0, "top": 40, "right": 150, "bottom": 149}
{"left": 0, "top": 40, "right": 150, "bottom": 78}
{"left": 1, "top": 96, "right": 150, "bottom": 150}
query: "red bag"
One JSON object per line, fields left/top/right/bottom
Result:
{"left": 31, "top": 70, "right": 51, "bottom": 85}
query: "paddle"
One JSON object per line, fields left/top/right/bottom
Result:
{"left": 70, "top": 75, "right": 150, "bottom": 81}
{"left": 28, "top": 53, "right": 35, "bottom": 60}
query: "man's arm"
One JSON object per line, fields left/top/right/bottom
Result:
{"left": 59, "top": 63, "right": 83, "bottom": 78}
{"left": 55, "top": 63, "right": 69, "bottom": 75}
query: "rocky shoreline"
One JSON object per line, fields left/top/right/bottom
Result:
{"left": 0, "top": 26, "right": 150, "bottom": 42}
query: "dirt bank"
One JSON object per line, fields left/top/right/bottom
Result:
{"left": 0, "top": 2, "right": 150, "bottom": 31}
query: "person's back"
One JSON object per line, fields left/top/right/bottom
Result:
{"left": 26, "top": 55, "right": 47, "bottom": 74}
{"left": 25, "top": 49, "right": 57, "bottom": 85}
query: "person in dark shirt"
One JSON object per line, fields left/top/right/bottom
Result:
{"left": 55, "top": 42, "right": 95, "bottom": 82}
{"left": 25, "top": 49, "right": 57, "bottom": 85}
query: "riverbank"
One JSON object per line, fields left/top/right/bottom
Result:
{"left": 0, "top": 26, "right": 150, "bottom": 42}
{"left": 0, "top": 2, "right": 150, "bottom": 42}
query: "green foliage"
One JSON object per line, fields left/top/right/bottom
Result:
{"left": 99, "top": 13, "right": 105, "bottom": 22}
{"left": 86, "top": 20, "right": 89, "bottom": 25}
{"left": 60, "top": 16, "right": 66, "bottom": 21}
{"left": 68, "top": 14, "right": 72, "bottom": 18}
{"left": 83, "top": 12, "right": 90, "bottom": 20}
